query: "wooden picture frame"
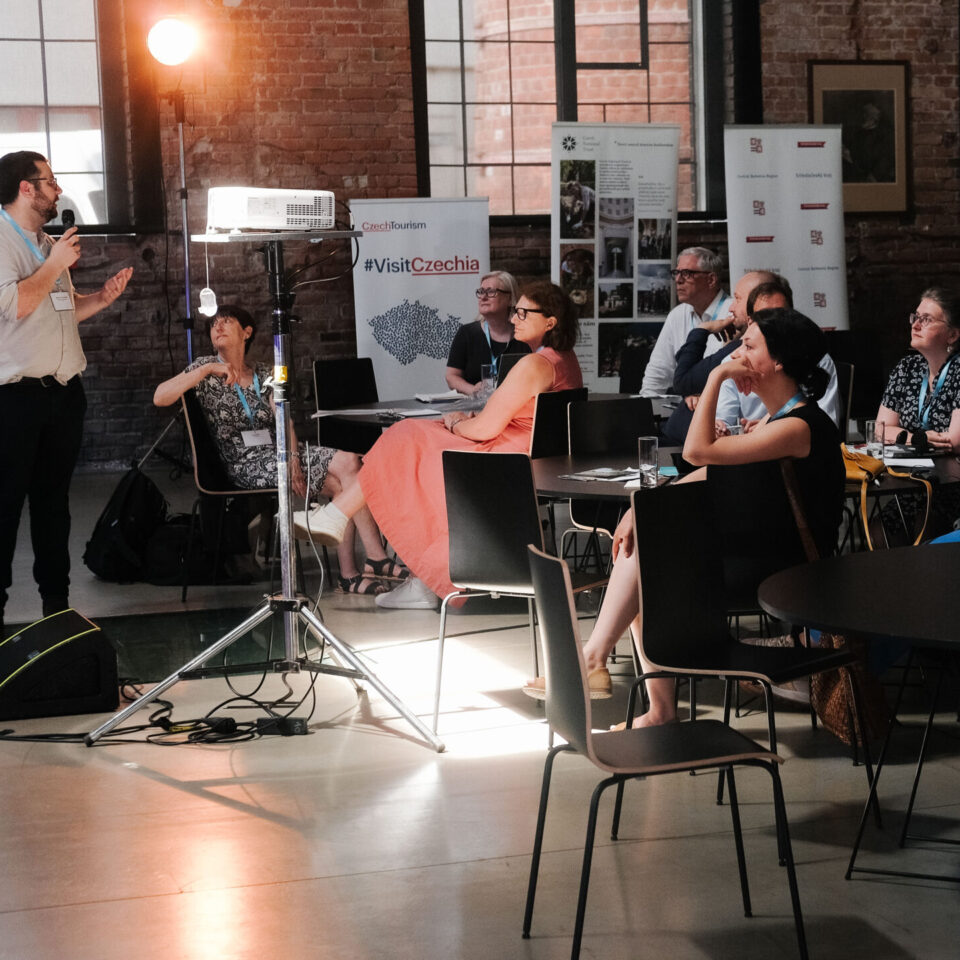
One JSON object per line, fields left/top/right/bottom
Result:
{"left": 808, "top": 60, "right": 910, "bottom": 213}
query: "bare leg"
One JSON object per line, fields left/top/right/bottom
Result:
{"left": 580, "top": 548, "right": 676, "bottom": 726}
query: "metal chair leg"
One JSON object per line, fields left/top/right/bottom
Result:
{"left": 725, "top": 766, "right": 752, "bottom": 917}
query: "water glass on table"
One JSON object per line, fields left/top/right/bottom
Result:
{"left": 479, "top": 363, "right": 496, "bottom": 401}
{"left": 638, "top": 436, "right": 659, "bottom": 488}
{"left": 864, "top": 419, "right": 883, "bottom": 458}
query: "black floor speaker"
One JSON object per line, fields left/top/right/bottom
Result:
{"left": 0, "top": 609, "right": 118, "bottom": 720}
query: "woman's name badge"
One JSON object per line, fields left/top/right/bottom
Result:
{"left": 49, "top": 291, "right": 72, "bottom": 311}
{"left": 241, "top": 428, "right": 272, "bottom": 447}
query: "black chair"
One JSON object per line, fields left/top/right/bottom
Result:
{"left": 313, "top": 357, "right": 382, "bottom": 454}
{"left": 433, "top": 451, "right": 607, "bottom": 734}
{"left": 617, "top": 342, "right": 652, "bottom": 393}
{"left": 561, "top": 397, "right": 654, "bottom": 569}
{"left": 496, "top": 351, "right": 525, "bottom": 386}
{"left": 529, "top": 387, "right": 588, "bottom": 459}
{"left": 628, "top": 483, "right": 875, "bottom": 797}
{"left": 180, "top": 391, "right": 278, "bottom": 601}
{"left": 522, "top": 545, "right": 808, "bottom": 960}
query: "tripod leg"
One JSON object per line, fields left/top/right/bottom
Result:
{"left": 297, "top": 606, "right": 445, "bottom": 752}
{"left": 85, "top": 600, "right": 276, "bottom": 745}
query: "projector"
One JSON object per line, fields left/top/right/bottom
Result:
{"left": 205, "top": 187, "right": 336, "bottom": 232}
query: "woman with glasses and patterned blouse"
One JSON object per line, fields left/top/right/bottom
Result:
{"left": 445, "top": 270, "right": 529, "bottom": 395}
{"left": 876, "top": 289, "right": 960, "bottom": 454}
{"left": 293, "top": 281, "right": 582, "bottom": 610}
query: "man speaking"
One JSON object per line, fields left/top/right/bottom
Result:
{"left": 0, "top": 151, "right": 133, "bottom": 633}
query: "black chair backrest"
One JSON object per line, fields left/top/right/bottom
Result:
{"left": 529, "top": 387, "right": 588, "bottom": 459}
{"left": 443, "top": 450, "right": 544, "bottom": 592}
{"left": 617, "top": 343, "right": 653, "bottom": 394}
{"left": 181, "top": 390, "right": 235, "bottom": 494}
{"left": 630, "top": 484, "right": 728, "bottom": 669}
{"left": 527, "top": 545, "right": 591, "bottom": 751}
{"left": 567, "top": 397, "right": 654, "bottom": 456}
{"left": 497, "top": 351, "right": 525, "bottom": 386}
{"left": 834, "top": 361, "right": 854, "bottom": 443}
{"left": 313, "top": 357, "right": 379, "bottom": 410}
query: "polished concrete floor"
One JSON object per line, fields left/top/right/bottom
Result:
{"left": 0, "top": 469, "right": 958, "bottom": 960}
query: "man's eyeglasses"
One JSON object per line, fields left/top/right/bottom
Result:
{"left": 27, "top": 177, "right": 59, "bottom": 189}
{"left": 909, "top": 312, "right": 945, "bottom": 329}
{"left": 476, "top": 287, "right": 509, "bottom": 299}
{"left": 510, "top": 305, "right": 547, "bottom": 321}
{"left": 669, "top": 268, "right": 710, "bottom": 282}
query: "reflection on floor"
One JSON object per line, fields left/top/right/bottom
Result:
{"left": 0, "top": 469, "right": 957, "bottom": 959}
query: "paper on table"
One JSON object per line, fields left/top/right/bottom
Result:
{"left": 415, "top": 390, "right": 462, "bottom": 403}
{"left": 312, "top": 407, "right": 439, "bottom": 419}
{"left": 884, "top": 457, "right": 934, "bottom": 468}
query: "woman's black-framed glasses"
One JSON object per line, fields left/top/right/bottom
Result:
{"left": 510, "top": 305, "right": 546, "bottom": 321}
{"left": 476, "top": 287, "right": 508, "bottom": 298}
{"left": 908, "top": 312, "right": 944, "bottom": 328}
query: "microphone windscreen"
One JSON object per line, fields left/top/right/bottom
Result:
{"left": 61, "top": 209, "right": 76, "bottom": 229}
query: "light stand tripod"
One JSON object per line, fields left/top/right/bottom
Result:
{"left": 85, "top": 230, "right": 445, "bottom": 752}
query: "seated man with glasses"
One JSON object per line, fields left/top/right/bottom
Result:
{"left": 445, "top": 270, "right": 529, "bottom": 395}
{"left": 640, "top": 247, "right": 730, "bottom": 397}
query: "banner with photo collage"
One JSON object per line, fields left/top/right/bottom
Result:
{"left": 551, "top": 123, "right": 680, "bottom": 393}
{"left": 351, "top": 197, "right": 490, "bottom": 399}
{"left": 724, "top": 125, "right": 849, "bottom": 330}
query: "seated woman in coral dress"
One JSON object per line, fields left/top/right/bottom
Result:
{"left": 292, "top": 280, "right": 583, "bottom": 609}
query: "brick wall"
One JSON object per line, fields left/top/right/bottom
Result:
{"left": 73, "top": 0, "right": 958, "bottom": 468}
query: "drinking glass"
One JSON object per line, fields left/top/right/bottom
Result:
{"left": 638, "top": 436, "right": 659, "bottom": 488}
{"left": 479, "top": 363, "right": 496, "bottom": 400}
{"left": 865, "top": 419, "right": 882, "bottom": 458}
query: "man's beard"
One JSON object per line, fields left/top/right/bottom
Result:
{"left": 30, "top": 194, "right": 57, "bottom": 224}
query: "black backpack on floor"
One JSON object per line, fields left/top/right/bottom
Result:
{"left": 83, "top": 467, "right": 169, "bottom": 582}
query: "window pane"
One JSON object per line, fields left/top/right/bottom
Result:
{"left": 470, "top": 0, "right": 508, "bottom": 40}
{"left": 648, "top": 39, "right": 690, "bottom": 101}
{"left": 55, "top": 171, "right": 105, "bottom": 225}
{"left": 430, "top": 165, "right": 466, "bottom": 198}
{"left": 0, "top": 106, "right": 47, "bottom": 154}
{"left": 45, "top": 41, "right": 100, "bottom": 106}
{"left": 577, "top": 67, "right": 648, "bottom": 105}
{"left": 577, "top": 103, "right": 605, "bottom": 122}
{"left": 49, "top": 107, "right": 102, "bottom": 171}
{"left": 513, "top": 164, "right": 550, "bottom": 215}
{"left": 650, "top": 102, "right": 691, "bottom": 158}
{"left": 467, "top": 103, "right": 511, "bottom": 164}
{"left": 428, "top": 103, "right": 464, "bottom": 164}
{"left": 423, "top": 0, "right": 463, "bottom": 40}
{"left": 575, "top": 0, "right": 643, "bottom": 64}
{"left": 466, "top": 41, "right": 510, "bottom": 103}
{"left": 0, "top": 41, "right": 44, "bottom": 105}
{"left": 604, "top": 103, "right": 652, "bottom": 123}
{"left": 0, "top": 1, "right": 40, "bottom": 38}
{"left": 509, "top": 42, "right": 556, "bottom": 103}
{"left": 512, "top": 103, "right": 553, "bottom": 163}
{"left": 42, "top": 0, "right": 97, "bottom": 40}
{"left": 468, "top": 164, "right": 512, "bottom": 214}
{"left": 426, "top": 41, "right": 463, "bottom": 103}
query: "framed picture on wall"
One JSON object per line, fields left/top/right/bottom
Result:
{"left": 808, "top": 60, "right": 910, "bottom": 213}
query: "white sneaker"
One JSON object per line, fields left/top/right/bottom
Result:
{"left": 292, "top": 502, "right": 347, "bottom": 545}
{"left": 374, "top": 576, "right": 438, "bottom": 610}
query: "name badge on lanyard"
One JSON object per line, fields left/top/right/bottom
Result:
{"left": 49, "top": 290, "right": 72, "bottom": 311}
{"left": 241, "top": 428, "right": 272, "bottom": 447}
{"left": 235, "top": 371, "right": 270, "bottom": 447}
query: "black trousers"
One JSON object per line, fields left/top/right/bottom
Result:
{"left": 0, "top": 376, "right": 86, "bottom": 613}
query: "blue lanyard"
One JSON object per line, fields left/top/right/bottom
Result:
{"left": 696, "top": 294, "right": 730, "bottom": 330}
{"left": 481, "top": 320, "right": 508, "bottom": 376}
{"left": 0, "top": 209, "right": 46, "bottom": 263}
{"left": 917, "top": 356, "right": 954, "bottom": 429}
{"left": 769, "top": 392, "right": 804, "bottom": 421}
{"left": 234, "top": 372, "right": 262, "bottom": 426}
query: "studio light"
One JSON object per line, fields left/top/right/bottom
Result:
{"left": 147, "top": 18, "right": 197, "bottom": 67}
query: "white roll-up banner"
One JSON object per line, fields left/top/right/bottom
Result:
{"left": 551, "top": 122, "right": 680, "bottom": 392}
{"left": 724, "top": 125, "right": 848, "bottom": 330}
{"left": 350, "top": 198, "right": 490, "bottom": 399}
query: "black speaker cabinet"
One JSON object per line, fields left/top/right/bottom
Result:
{"left": 0, "top": 609, "right": 118, "bottom": 720}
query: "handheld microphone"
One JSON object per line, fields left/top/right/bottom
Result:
{"left": 61, "top": 209, "right": 75, "bottom": 229}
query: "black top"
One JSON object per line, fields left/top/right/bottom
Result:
{"left": 880, "top": 352, "right": 960, "bottom": 433}
{"left": 446, "top": 321, "right": 531, "bottom": 385}
{"left": 708, "top": 402, "right": 844, "bottom": 602}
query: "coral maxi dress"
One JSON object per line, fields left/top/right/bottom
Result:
{"left": 358, "top": 347, "right": 583, "bottom": 599}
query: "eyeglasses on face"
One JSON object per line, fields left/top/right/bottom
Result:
{"left": 909, "top": 312, "right": 946, "bottom": 329}
{"left": 27, "top": 177, "right": 59, "bottom": 189}
{"left": 476, "top": 287, "right": 509, "bottom": 299}
{"left": 510, "top": 305, "right": 547, "bottom": 321}
{"left": 669, "top": 268, "right": 710, "bottom": 282}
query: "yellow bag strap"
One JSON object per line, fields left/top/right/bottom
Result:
{"left": 885, "top": 467, "right": 933, "bottom": 546}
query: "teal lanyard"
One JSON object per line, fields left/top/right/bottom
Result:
{"left": 234, "top": 372, "right": 262, "bottom": 426}
{"left": 696, "top": 294, "right": 730, "bottom": 331}
{"left": 0, "top": 209, "right": 46, "bottom": 263}
{"left": 769, "top": 392, "right": 804, "bottom": 421}
{"left": 917, "top": 356, "right": 954, "bottom": 429}
{"left": 481, "top": 321, "right": 506, "bottom": 377}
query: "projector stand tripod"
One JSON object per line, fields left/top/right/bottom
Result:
{"left": 86, "top": 231, "right": 445, "bottom": 752}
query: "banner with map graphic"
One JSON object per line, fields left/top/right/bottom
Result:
{"left": 551, "top": 123, "right": 680, "bottom": 393}
{"left": 725, "top": 125, "right": 848, "bottom": 330}
{"left": 351, "top": 198, "right": 489, "bottom": 399}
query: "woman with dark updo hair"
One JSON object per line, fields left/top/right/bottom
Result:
{"left": 523, "top": 308, "right": 844, "bottom": 724}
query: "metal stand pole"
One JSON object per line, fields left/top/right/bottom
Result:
{"left": 86, "top": 233, "right": 444, "bottom": 752}
{"left": 171, "top": 90, "right": 193, "bottom": 363}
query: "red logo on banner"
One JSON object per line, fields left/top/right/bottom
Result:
{"left": 813, "top": 292, "right": 827, "bottom": 308}
{"left": 753, "top": 201, "right": 766, "bottom": 216}
{"left": 810, "top": 230, "right": 824, "bottom": 245}
{"left": 746, "top": 236, "right": 775, "bottom": 243}
{"left": 750, "top": 137, "right": 763, "bottom": 153}
{"left": 801, "top": 202, "right": 829, "bottom": 210}
{"left": 797, "top": 141, "right": 827, "bottom": 148}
